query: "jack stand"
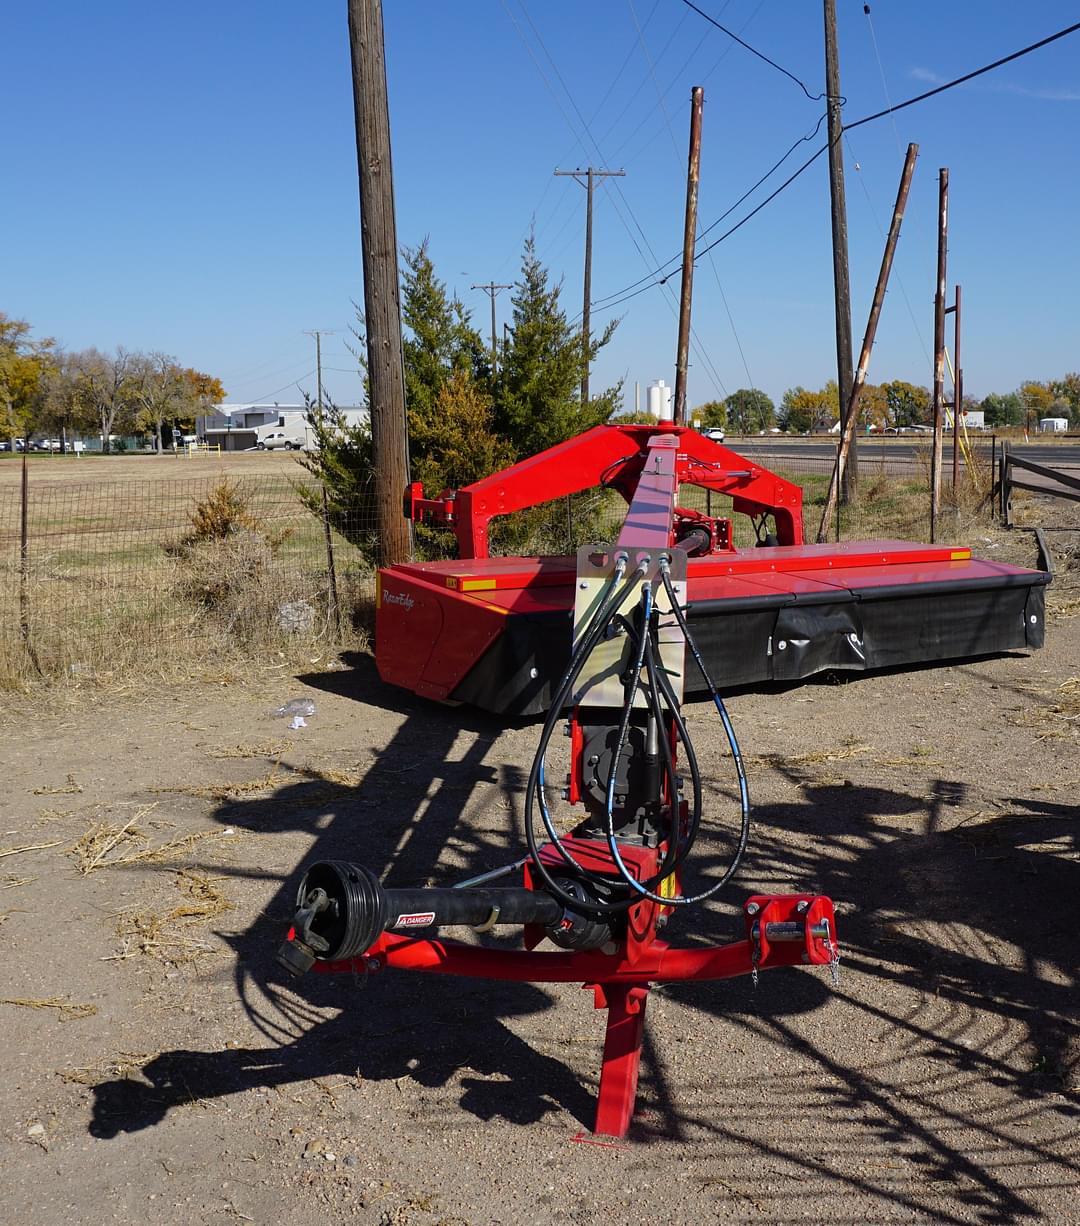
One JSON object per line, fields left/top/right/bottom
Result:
{"left": 588, "top": 981, "right": 651, "bottom": 1138}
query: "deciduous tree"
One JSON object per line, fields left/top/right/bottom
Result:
{"left": 980, "top": 391, "right": 1023, "bottom": 428}
{"left": 67, "top": 349, "right": 137, "bottom": 453}
{"left": 779, "top": 386, "right": 833, "bottom": 434}
{"left": 881, "top": 379, "right": 930, "bottom": 428}
{"left": 693, "top": 400, "right": 727, "bottom": 431}
{"left": 0, "top": 313, "right": 56, "bottom": 440}
{"left": 723, "top": 388, "right": 774, "bottom": 433}
{"left": 1020, "top": 380, "right": 1055, "bottom": 431}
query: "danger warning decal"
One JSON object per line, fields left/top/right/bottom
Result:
{"left": 392, "top": 912, "right": 436, "bottom": 930}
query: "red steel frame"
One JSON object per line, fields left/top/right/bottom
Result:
{"left": 405, "top": 420, "right": 805, "bottom": 557}
{"left": 314, "top": 883, "right": 838, "bottom": 1138}
{"left": 316, "top": 430, "right": 836, "bottom": 1138}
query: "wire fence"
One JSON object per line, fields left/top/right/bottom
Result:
{"left": 0, "top": 441, "right": 999, "bottom": 687}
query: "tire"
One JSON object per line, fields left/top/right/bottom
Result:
{"left": 257, "top": 442, "right": 266, "bottom": 450}
{"left": 285, "top": 442, "right": 295, "bottom": 450}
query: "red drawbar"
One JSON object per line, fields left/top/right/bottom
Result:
{"left": 313, "top": 888, "right": 836, "bottom": 1138}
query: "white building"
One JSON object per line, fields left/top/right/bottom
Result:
{"left": 1039, "top": 417, "right": 1069, "bottom": 433}
{"left": 196, "top": 403, "right": 368, "bottom": 451}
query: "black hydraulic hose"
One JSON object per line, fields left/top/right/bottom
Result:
{"left": 530, "top": 560, "right": 641, "bottom": 874}
{"left": 524, "top": 560, "right": 661, "bottom": 916}
{"left": 660, "top": 563, "right": 751, "bottom": 887}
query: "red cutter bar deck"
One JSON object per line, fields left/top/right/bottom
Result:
{"left": 376, "top": 424, "right": 1049, "bottom": 715}
{"left": 376, "top": 538, "right": 1049, "bottom": 715}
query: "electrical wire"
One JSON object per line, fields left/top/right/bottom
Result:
{"left": 679, "top": 0, "right": 836, "bottom": 102}
{"left": 862, "top": 3, "right": 904, "bottom": 160}
{"left": 846, "top": 18, "right": 1080, "bottom": 133}
{"left": 587, "top": 17, "right": 1080, "bottom": 316}
{"left": 588, "top": 112, "right": 828, "bottom": 312}
{"left": 510, "top": 0, "right": 730, "bottom": 399}
{"left": 247, "top": 371, "right": 316, "bottom": 404}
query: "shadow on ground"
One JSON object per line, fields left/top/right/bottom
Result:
{"left": 90, "top": 656, "right": 1079, "bottom": 1221}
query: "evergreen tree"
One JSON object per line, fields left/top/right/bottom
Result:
{"left": 496, "top": 236, "right": 621, "bottom": 459}
{"left": 400, "top": 239, "right": 488, "bottom": 429}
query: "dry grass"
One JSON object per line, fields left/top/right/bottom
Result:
{"left": 110, "top": 869, "right": 234, "bottom": 965}
{"left": 32, "top": 774, "right": 83, "bottom": 796}
{"left": 154, "top": 765, "right": 286, "bottom": 801}
{"left": 748, "top": 740, "right": 875, "bottom": 769}
{"left": 0, "top": 996, "right": 98, "bottom": 1022}
{"left": 70, "top": 804, "right": 236, "bottom": 875}
{"left": 58, "top": 1051, "right": 158, "bottom": 1087}
{"left": 0, "top": 838, "right": 63, "bottom": 860}
{"left": 2, "top": 874, "right": 33, "bottom": 889}
{"left": 209, "top": 741, "right": 287, "bottom": 760}
{"left": 0, "top": 469, "right": 375, "bottom": 694}
{"left": 1014, "top": 675, "right": 1080, "bottom": 741}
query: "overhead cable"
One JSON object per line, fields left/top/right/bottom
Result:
{"left": 680, "top": 0, "right": 837, "bottom": 102}
{"left": 591, "top": 17, "right": 1080, "bottom": 316}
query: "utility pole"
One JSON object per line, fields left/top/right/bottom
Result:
{"left": 471, "top": 283, "right": 511, "bottom": 376}
{"left": 824, "top": 0, "right": 856, "bottom": 499}
{"left": 554, "top": 166, "right": 625, "bottom": 404}
{"left": 945, "top": 285, "right": 962, "bottom": 490}
{"left": 302, "top": 329, "right": 337, "bottom": 423}
{"left": 673, "top": 86, "right": 704, "bottom": 427}
{"left": 347, "top": 0, "right": 411, "bottom": 566}
{"left": 930, "top": 168, "right": 949, "bottom": 542}
{"left": 817, "top": 143, "right": 919, "bottom": 543}
{"left": 303, "top": 327, "right": 342, "bottom": 632}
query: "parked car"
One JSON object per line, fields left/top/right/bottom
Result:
{"left": 258, "top": 430, "right": 301, "bottom": 451}
{"left": 702, "top": 426, "right": 725, "bottom": 443}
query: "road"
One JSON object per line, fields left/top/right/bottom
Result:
{"left": 727, "top": 436, "right": 1080, "bottom": 475}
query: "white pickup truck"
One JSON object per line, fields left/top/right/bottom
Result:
{"left": 255, "top": 417, "right": 312, "bottom": 451}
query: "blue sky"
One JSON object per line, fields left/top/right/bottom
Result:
{"left": 4, "top": 2, "right": 1079, "bottom": 411}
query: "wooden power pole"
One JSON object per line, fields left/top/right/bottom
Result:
{"left": 817, "top": 143, "right": 919, "bottom": 543}
{"left": 554, "top": 166, "right": 625, "bottom": 404}
{"left": 471, "top": 282, "right": 511, "bottom": 376}
{"left": 931, "top": 168, "right": 949, "bottom": 543}
{"left": 347, "top": 0, "right": 411, "bottom": 566}
{"left": 673, "top": 86, "right": 704, "bottom": 427}
{"left": 824, "top": 0, "right": 856, "bottom": 498}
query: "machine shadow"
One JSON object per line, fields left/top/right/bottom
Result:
{"left": 91, "top": 656, "right": 597, "bottom": 1137}
{"left": 90, "top": 659, "right": 1077, "bottom": 1217}
{"left": 653, "top": 764, "right": 1079, "bottom": 1218}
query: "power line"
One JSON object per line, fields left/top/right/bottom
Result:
{"left": 590, "top": 16, "right": 1080, "bottom": 316}
{"left": 679, "top": 0, "right": 835, "bottom": 102}
{"left": 247, "top": 371, "right": 315, "bottom": 403}
{"left": 510, "top": 0, "right": 729, "bottom": 397}
{"left": 630, "top": 0, "right": 748, "bottom": 397}
{"left": 590, "top": 111, "right": 827, "bottom": 311}
{"left": 863, "top": 3, "right": 904, "bottom": 159}
{"left": 846, "top": 17, "right": 1080, "bottom": 133}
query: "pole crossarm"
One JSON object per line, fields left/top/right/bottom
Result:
{"left": 555, "top": 167, "right": 626, "bottom": 405}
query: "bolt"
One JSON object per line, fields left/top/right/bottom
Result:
{"left": 579, "top": 581, "right": 588, "bottom": 590}
{"left": 777, "top": 640, "right": 787, "bottom": 651}
{"left": 563, "top": 722, "right": 572, "bottom": 737}
{"left": 367, "top": 958, "right": 381, "bottom": 972}
{"left": 1030, "top": 614, "right": 1038, "bottom": 624}
{"left": 561, "top": 787, "right": 570, "bottom": 801}
{"left": 796, "top": 899, "right": 809, "bottom": 913}
{"left": 746, "top": 901, "right": 760, "bottom": 916}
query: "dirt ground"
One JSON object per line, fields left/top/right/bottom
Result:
{"left": 1, "top": 503, "right": 1077, "bottom": 1225}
